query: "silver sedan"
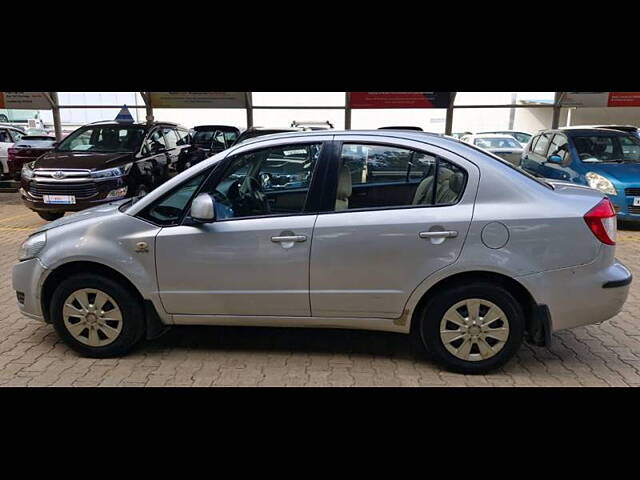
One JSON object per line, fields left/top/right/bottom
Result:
{"left": 13, "top": 130, "right": 632, "bottom": 374}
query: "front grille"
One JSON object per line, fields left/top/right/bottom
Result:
{"left": 629, "top": 206, "right": 640, "bottom": 215}
{"left": 625, "top": 188, "right": 640, "bottom": 196}
{"left": 16, "top": 292, "right": 25, "bottom": 304}
{"left": 29, "top": 182, "right": 98, "bottom": 199}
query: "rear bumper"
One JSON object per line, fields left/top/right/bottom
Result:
{"left": 517, "top": 258, "right": 632, "bottom": 333}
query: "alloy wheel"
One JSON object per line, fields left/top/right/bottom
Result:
{"left": 439, "top": 298, "right": 510, "bottom": 362}
{"left": 62, "top": 288, "right": 123, "bottom": 347}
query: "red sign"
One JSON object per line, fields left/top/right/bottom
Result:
{"left": 349, "top": 92, "right": 451, "bottom": 109}
{"left": 608, "top": 92, "right": 640, "bottom": 107}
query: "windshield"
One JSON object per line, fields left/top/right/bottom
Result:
{"left": 573, "top": 134, "right": 640, "bottom": 163}
{"left": 474, "top": 137, "right": 521, "bottom": 149}
{"left": 57, "top": 125, "right": 146, "bottom": 153}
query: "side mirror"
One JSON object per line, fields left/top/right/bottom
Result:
{"left": 547, "top": 154, "right": 563, "bottom": 164}
{"left": 191, "top": 193, "right": 216, "bottom": 223}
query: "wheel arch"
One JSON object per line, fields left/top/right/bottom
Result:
{"left": 409, "top": 270, "right": 542, "bottom": 343}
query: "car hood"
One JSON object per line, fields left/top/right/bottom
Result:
{"left": 32, "top": 199, "right": 130, "bottom": 235}
{"left": 582, "top": 162, "right": 640, "bottom": 185}
{"left": 33, "top": 150, "right": 135, "bottom": 170}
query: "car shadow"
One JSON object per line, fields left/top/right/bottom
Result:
{"left": 142, "top": 325, "right": 423, "bottom": 362}
{"left": 619, "top": 221, "right": 640, "bottom": 232}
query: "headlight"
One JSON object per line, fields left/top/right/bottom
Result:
{"left": 91, "top": 163, "right": 132, "bottom": 179}
{"left": 18, "top": 232, "right": 46, "bottom": 261}
{"left": 21, "top": 161, "right": 35, "bottom": 180}
{"left": 586, "top": 172, "right": 617, "bottom": 196}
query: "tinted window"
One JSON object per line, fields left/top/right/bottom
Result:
{"left": 197, "top": 143, "right": 322, "bottom": 220}
{"left": 0, "top": 129, "right": 10, "bottom": 143}
{"left": 57, "top": 125, "right": 146, "bottom": 153}
{"left": 533, "top": 134, "right": 551, "bottom": 155}
{"left": 335, "top": 144, "right": 466, "bottom": 211}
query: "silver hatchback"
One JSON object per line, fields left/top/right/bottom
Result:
{"left": 12, "top": 130, "right": 633, "bottom": 374}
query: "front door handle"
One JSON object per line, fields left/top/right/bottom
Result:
{"left": 271, "top": 235, "right": 307, "bottom": 243}
{"left": 419, "top": 231, "right": 458, "bottom": 239}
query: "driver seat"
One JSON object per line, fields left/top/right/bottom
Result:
{"left": 335, "top": 165, "right": 352, "bottom": 211}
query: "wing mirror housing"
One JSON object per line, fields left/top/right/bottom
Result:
{"left": 547, "top": 154, "right": 563, "bottom": 164}
{"left": 191, "top": 193, "right": 216, "bottom": 223}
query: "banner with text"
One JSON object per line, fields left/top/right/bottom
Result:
{"left": 149, "top": 92, "right": 247, "bottom": 108}
{"left": 561, "top": 92, "right": 640, "bottom": 108}
{"left": 349, "top": 92, "right": 452, "bottom": 109}
{"left": 0, "top": 92, "right": 51, "bottom": 109}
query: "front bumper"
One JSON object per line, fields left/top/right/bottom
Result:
{"left": 12, "top": 257, "right": 49, "bottom": 322}
{"left": 517, "top": 258, "right": 632, "bottom": 333}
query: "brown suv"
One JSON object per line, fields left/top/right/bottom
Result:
{"left": 20, "top": 120, "right": 191, "bottom": 220}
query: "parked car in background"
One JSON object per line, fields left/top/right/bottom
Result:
{"left": 291, "top": 120, "right": 334, "bottom": 130}
{"left": 7, "top": 135, "right": 56, "bottom": 180}
{"left": 521, "top": 127, "right": 640, "bottom": 223}
{"left": 460, "top": 134, "right": 523, "bottom": 165}
{"left": 13, "top": 130, "right": 631, "bottom": 374}
{"left": 0, "top": 109, "right": 39, "bottom": 124}
{"left": 0, "top": 125, "right": 26, "bottom": 178}
{"left": 477, "top": 130, "right": 533, "bottom": 148}
{"left": 379, "top": 126, "right": 424, "bottom": 131}
{"left": 232, "top": 127, "right": 303, "bottom": 145}
{"left": 451, "top": 132, "right": 473, "bottom": 140}
{"left": 177, "top": 125, "right": 239, "bottom": 172}
{"left": 20, "top": 120, "right": 191, "bottom": 220}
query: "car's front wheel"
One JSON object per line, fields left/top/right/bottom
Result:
{"left": 418, "top": 283, "right": 524, "bottom": 374}
{"left": 50, "top": 273, "right": 145, "bottom": 358}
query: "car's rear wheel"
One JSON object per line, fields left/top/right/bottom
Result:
{"left": 50, "top": 273, "right": 145, "bottom": 358}
{"left": 418, "top": 283, "right": 524, "bottom": 374}
{"left": 37, "top": 211, "right": 64, "bottom": 221}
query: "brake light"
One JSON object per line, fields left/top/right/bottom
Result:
{"left": 584, "top": 198, "right": 617, "bottom": 245}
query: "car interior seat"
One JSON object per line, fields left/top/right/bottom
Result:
{"left": 412, "top": 168, "right": 463, "bottom": 206}
{"left": 335, "top": 164, "right": 352, "bottom": 211}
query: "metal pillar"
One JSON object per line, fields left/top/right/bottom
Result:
{"left": 444, "top": 92, "right": 457, "bottom": 136}
{"left": 245, "top": 92, "right": 253, "bottom": 128}
{"left": 140, "top": 92, "right": 154, "bottom": 124}
{"left": 344, "top": 92, "right": 352, "bottom": 130}
{"left": 49, "top": 92, "right": 62, "bottom": 141}
{"left": 552, "top": 92, "right": 564, "bottom": 129}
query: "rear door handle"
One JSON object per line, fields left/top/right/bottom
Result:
{"left": 419, "top": 231, "right": 458, "bottom": 239}
{"left": 271, "top": 235, "right": 307, "bottom": 243}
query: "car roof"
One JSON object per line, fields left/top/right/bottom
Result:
{"left": 477, "top": 130, "right": 530, "bottom": 134}
{"left": 553, "top": 127, "right": 633, "bottom": 136}
{"left": 470, "top": 134, "right": 521, "bottom": 139}
{"left": 193, "top": 125, "right": 239, "bottom": 131}
{"left": 86, "top": 120, "right": 185, "bottom": 129}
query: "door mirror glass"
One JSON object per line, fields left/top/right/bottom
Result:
{"left": 547, "top": 154, "right": 563, "bottom": 164}
{"left": 191, "top": 193, "right": 216, "bottom": 223}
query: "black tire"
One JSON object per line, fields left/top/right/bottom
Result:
{"left": 38, "top": 211, "right": 65, "bottom": 221}
{"left": 417, "top": 282, "right": 524, "bottom": 374}
{"left": 49, "top": 273, "right": 145, "bottom": 358}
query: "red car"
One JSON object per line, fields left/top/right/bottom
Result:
{"left": 7, "top": 135, "right": 57, "bottom": 180}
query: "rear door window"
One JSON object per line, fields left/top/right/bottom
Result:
{"left": 548, "top": 134, "right": 570, "bottom": 164}
{"left": 162, "top": 128, "right": 179, "bottom": 149}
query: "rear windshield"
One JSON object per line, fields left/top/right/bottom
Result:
{"left": 474, "top": 137, "right": 521, "bottom": 149}
{"left": 573, "top": 134, "right": 640, "bottom": 164}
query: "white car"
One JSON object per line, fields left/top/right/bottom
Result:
{"left": 476, "top": 130, "right": 533, "bottom": 148}
{"left": 460, "top": 134, "right": 524, "bottom": 166}
{"left": 0, "top": 125, "right": 25, "bottom": 177}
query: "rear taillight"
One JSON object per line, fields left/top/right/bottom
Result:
{"left": 584, "top": 198, "right": 617, "bottom": 245}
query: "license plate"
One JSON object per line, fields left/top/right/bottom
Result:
{"left": 43, "top": 195, "right": 76, "bottom": 205}
{"left": 634, "top": 197, "right": 640, "bottom": 207}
